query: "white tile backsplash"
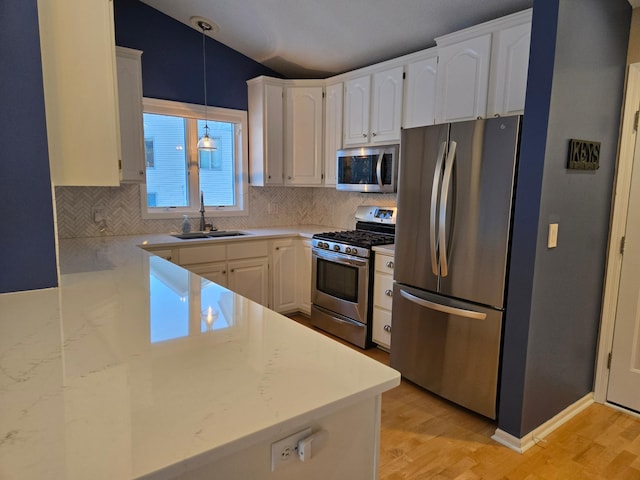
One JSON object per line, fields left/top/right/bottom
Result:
{"left": 55, "top": 184, "right": 396, "bottom": 238}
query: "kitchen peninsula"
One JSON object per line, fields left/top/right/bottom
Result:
{"left": 0, "top": 229, "right": 400, "bottom": 480}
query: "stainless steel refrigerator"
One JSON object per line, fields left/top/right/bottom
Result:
{"left": 391, "top": 116, "right": 521, "bottom": 419}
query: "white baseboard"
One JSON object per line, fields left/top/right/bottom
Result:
{"left": 491, "top": 393, "right": 594, "bottom": 454}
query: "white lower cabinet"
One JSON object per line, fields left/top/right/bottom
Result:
{"left": 372, "top": 252, "right": 395, "bottom": 350}
{"left": 188, "top": 261, "right": 228, "bottom": 288}
{"left": 272, "top": 238, "right": 299, "bottom": 313}
{"left": 228, "top": 257, "right": 269, "bottom": 306}
{"left": 297, "top": 239, "right": 312, "bottom": 315}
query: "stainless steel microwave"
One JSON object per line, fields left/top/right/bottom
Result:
{"left": 336, "top": 145, "right": 399, "bottom": 193}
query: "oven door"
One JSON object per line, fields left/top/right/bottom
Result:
{"left": 311, "top": 248, "right": 369, "bottom": 324}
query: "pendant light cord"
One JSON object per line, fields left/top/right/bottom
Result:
{"left": 199, "top": 21, "right": 212, "bottom": 131}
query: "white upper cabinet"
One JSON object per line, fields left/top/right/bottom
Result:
{"left": 284, "top": 85, "right": 324, "bottom": 186}
{"left": 370, "top": 67, "right": 404, "bottom": 143}
{"left": 38, "top": 0, "right": 121, "bottom": 186}
{"left": 324, "top": 83, "right": 343, "bottom": 186}
{"left": 403, "top": 51, "right": 438, "bottom": 129}
{"left": 116, "top": 47, "right": 146, "bottom": 183}
{"left": 344, "top": 75, "right": 371, "bottom": 145}
{"left": 247, "top": 77, "right": 284, "bottom": 186}
{"left": 435, "top": 34, "right": 492, "bottom": 123}
{"left": 487, "top": 12, "right": 532, "bottom": 117}
{"left": 435, "top": 9, "right": 532, "bottom": 124}
{"left": 344, "top": 66, "right": 403, "bottom": 146}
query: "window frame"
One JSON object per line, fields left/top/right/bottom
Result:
{"left": 140, "top": 98, "right": 249, "bottom": 219}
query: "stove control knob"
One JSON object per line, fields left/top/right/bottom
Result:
{"left": 333, "top": 245, "right": 341, "bottom": 252}
{"left": 351, "top": 248, "right": 358, "bottom": 256}
{"left": 345, "top": 247, "right": 352, "bottom": 254}
{"left": 321, "top": 242, "right": 328, "bottom": 249}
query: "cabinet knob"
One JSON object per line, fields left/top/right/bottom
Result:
{"left": 383, "top": 324, "right": 392, "bottom": 332}
{"left": 268, "top": 175, "right": 271, "bottom": 179}
{"left": 165, "top": 256, "right": 172, "bottom": 261}
{"left": 385, "top": 289, "right": 393, "bottom": 297}
{"left": 275, "top": 247, "right": 280, "bottom": 250}
{"left": 288, "top": 176, "right": 292, "bottom": 180}
{"left": 230, "top": 269, "right": 235, "bottom": 273}
{"left": 372, "top": 132, "right": 377, "bottom": 137}
{"left": 386, "top": 260, "right": 394, "bottom": 268}
{"left": 222, "top": 270, "right": 226, "bottom": 275}
{"left": 362, "top": 134, "right": 367, "bottom": 138}
{"left": 139, "top": 170, "right": 144, "bottom": 175}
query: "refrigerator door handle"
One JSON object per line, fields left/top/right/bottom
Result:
{"left": 400, "top": 289, "right": 487, "bottom": 320}
{"left": 376, "top": 152, "right": 384, "bottom": 189}
{"left": 430, "top": 141, "right": 447, "bottom": 276}
{"left": 439, "top": 140, "right": 457, "bottom": 277}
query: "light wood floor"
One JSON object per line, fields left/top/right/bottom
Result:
{"left": 289, "top": 314, "right": 640, "bottom": 479}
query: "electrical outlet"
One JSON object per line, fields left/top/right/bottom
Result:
{"left": 93, "top": 206, "right": 106, "bottom": 223}
{"left": 270, "top": 427, "right": 311, "bottom": 472}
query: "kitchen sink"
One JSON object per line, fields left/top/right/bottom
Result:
{"left": 171, "top": 231, "right": 249, "bottom": 240}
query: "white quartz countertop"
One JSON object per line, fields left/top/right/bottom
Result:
{"left": 373, "top": 244, "right": 395, "bottom": 255}
{"left": 0, "top": 227, "right": 400, "bottom": 480}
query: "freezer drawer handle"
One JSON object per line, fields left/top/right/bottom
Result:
{"left": 399, "top": 289, "right": 487, "bottom": 320}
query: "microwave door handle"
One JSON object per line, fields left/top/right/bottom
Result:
{"left": 400, "top": 289, "right": 487, "bottom": 320}
{"left": 430, "top": 141, "right": 447, "bottom": 276}
{"left": 376, "top": 152, "right": 384, "bottom": 189}
{"left": 439, "top": 141, "right": 457, "bottom": 277}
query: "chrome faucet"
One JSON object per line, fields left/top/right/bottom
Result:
{"left": 199, "top": 191, "right": 206, "bottom": 231}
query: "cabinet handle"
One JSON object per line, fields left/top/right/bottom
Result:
{"left": 383, "top": 324, "right": 391, "bottom": 332}
{"left": 386, "top": 260, "right": 394, "bottom": 268}
{"left": 385, "top": 289, "right": 393, "bottom": 297}
{"left": 372, "top": 132, "right": 377, "bottom": 137}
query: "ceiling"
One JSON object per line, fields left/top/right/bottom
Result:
{"left": 139, "top": 0, "right": 534, "bottom": 78}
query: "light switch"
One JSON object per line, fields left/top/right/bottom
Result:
{"left": 548, "top": 223, "right": 558, "bottom": 248}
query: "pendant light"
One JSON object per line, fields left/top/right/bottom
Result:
{"left": 197, "top": 20, "right": 217, "bottom": 151}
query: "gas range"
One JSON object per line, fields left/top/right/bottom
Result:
{"left": 312, "top": 229, "right": 395, "bottom": 258}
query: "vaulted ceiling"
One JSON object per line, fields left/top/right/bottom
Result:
{"left": 139, "top": 0, "right": 534, "bottom": 78}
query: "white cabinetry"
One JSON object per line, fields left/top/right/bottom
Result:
{"left": 435, "top": 34, "right": 492, "bottom": 123}
{"left": 372, "top": 252, "right": 395, "bottom": 350}
{"left": 403, "top": 51, "right": 438, "bottom": 128}
{"left": 115, "top": 47, "right": 146, "bottom": 183}
{"left": 323, "top": 83, "right": 343, "bottom": 186}
{"left": 487, "top": 14, "right": 532, "bottom": 117}
{"left": 284, "top": 85, "right": 324, "bottom": 186}
{"left": 272, "top": 238, "right": 299, "bottom": 313}
{"left": 228, "top": 257, "right": 269, "bottom": 306}
{"left": 435, "top": 9, "right": 532, "bottom": 123}
{"left": 247, "top": 77, "right": 284, "bottom": 186}
{"left": 189, "top": 261, "right": 228, "bottom": 287}
{"left": 344, "top": 66, "right": 403, "bottom": 146}
{"left": 37, "top": 0, "right": 121, "bottom": 186}
{"left": 297, "top": 239, "right": 312, "bottom": 315}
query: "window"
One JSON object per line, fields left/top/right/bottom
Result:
{"left": 140, "top": 98, "right": 248, "bottom": 218}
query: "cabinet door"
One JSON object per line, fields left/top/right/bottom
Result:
{"left": 297, "top": 239, "right": 312, "bottom": 315}
{"left": 228, "top": 257, "right": 269, "bottom": 307}
{"left": 324, "top": 83, "right": 343, "bottom": 186}
{"left": 116, "top": 47, "right": 145, "bottom": 183}
{"left": 248, "top": 79, "right": 284, "bottom": 186}
{"left": 38, "top": 0, "right": 120, "bottom": 186}
{"left": 370, "top": 66, "right": 403, "bottom": 143}
{"left": 285, "top": 86, "right": 323, "bottom": 186}
{"left": 272, "top": 239, "right": 298, "bottom": 313}
{"left": 188, "top": 261, "right": 228, "bottom": 288}
{"left": 435, "top": 34, "right": 492, "bottom": 123}
{"left": 403, "top": 55, "right": 438, "bottom": 128}
{"left": 343, "top": 75, "right": 371, "bottom": 146}
{"left": 487, "top": 21, "right": 531, "bottom": 117}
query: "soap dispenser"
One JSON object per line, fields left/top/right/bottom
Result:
{"left": 181, "top": 215, "right": 191, "bottom": 234}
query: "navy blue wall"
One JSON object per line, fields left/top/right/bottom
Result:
{"left": 0, "top": 0, "right": 58, "bottom": 293}
{"left": 499, "top": 0, "right": 630, "bottom": 437}
{"left": 113, "top": 0, "right": 282, "bottom": 110}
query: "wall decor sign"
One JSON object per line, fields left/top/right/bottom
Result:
{"left": 567, "top": 139, "right": 600, "bottom": 170}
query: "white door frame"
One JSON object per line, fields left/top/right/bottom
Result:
{"left": 594, "top": 63, "right": 640, "bottom": 404}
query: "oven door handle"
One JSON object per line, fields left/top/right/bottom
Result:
{"left": 312, "top": 249, "right": 368, "bottom": 268}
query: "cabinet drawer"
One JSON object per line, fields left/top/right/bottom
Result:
{"left": 373, "top": 273, "right": 394, "bottom": 310}
{"left": 375, "top": 254, "right": 395, "bottom": 274}
{"left": 227, "top": 241, "right": 269, "bottom": 260}
{"left": 147, "top": 249, "right": 175, "bottom": 262}
{"left": 179, "top": 244, "right": 226, "bottom": 265}
{"left": 372, "top": 307, "right": 392, "bottom": 350}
